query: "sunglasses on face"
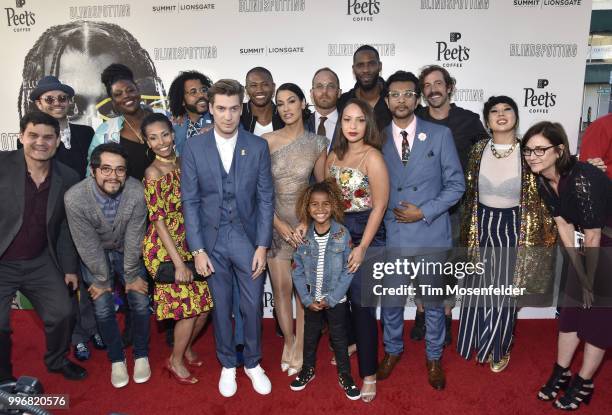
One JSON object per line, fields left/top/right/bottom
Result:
{"left": 40, "top": 95, "right": 70, "bottom": 105}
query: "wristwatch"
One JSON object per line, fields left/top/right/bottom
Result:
{"left": 191, "top": 248, "right": 207, "bottom": 256}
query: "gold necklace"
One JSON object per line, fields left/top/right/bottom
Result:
{"left": 155, "top": 154, "right": 177, "bottom": 164}
{"left": 123, "top": 116, "right": 144, "bottom": 144}
{"left": 490, "top": 139, "right": 518, "bottom": 159}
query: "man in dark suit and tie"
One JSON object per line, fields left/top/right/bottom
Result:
{"left": 377, "top": 71, "right": 465, "bottom": 390}
{"left": 0, "top": 111, "right": 86, "bottom": 384}
{"left": 307, "top": 67, "right": 342, "bottom": 153}
{"left": 182, "top": 79, "right": 274, "bottom": 398}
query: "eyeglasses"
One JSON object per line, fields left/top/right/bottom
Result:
{"left": 388, "top": 90, "right": 418, "bottom": 100}
{"left": 313, "top": 83, "right": 338, "bottom": 91}
{"left": 186, "top": 87, "right": 208, "bottom": 97}
{"left": 98, "top": 165, "right": 127, "bottom": 177}
{"left": 521, "top": 145, "right": 557, "bottom": 157}
{"left": 40, "top": 95, "right": 70, "bottom": 105}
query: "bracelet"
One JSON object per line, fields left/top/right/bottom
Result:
{"left": 191, "top": 248, "right": 207, "bottom": 257}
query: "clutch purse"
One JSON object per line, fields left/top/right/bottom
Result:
{"left": 155, "top": 261, "right": 206, "bottom": 284}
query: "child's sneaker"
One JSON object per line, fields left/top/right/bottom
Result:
{"left": 290, "top": 367, "right": 315, "bottom": 391}
{"left": 339, "top": 373, "right": 361, "bottom": 400}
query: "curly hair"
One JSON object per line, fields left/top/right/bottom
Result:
{"left": 168, "top": 71, "right": 213, "bottom": 117}
{"left": 295, "top": 179, "right": 345, "bottom": 225}
{"left": 18, "top": 21, "right": 165, "bottom": 123}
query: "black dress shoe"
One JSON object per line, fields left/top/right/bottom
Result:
{"left": 48, "top": 361, "right": 88, "bottom": 381}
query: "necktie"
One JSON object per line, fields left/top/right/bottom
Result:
{"left": 400, "top": 130, "right": 410, "bottom": 165}
{"left": 317, "top": 116, "right": 327, "bottom": 137}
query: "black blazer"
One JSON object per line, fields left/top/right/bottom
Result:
{"left": 55, "top": 123, "right": 94, "bottom": 179}
{"left": 0, "top": 149, "right": 80, "bottom": 274}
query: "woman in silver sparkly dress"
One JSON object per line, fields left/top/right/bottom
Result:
{"left": 261, "top": 83, "right": 327, "bottom": 376}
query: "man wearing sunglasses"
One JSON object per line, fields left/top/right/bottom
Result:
{"left": 30, "top": 75, "right": 105, "bottom": 363}
{"left": 64, "top": 143, "right": 150, "bottom": 388}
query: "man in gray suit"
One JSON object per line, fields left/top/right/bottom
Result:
{"left": 182, "top": 79, "right": 274, "bottom": 397}
{"left": 0, "top": 112, "right": 86, "bottom": 383}
{"left": 377, "top": 71, "right": 465, "bottom": 390}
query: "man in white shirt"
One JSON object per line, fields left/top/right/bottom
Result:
{"left": 307, "top": 67, "right": 342, "bottom": 153}
{"left": 181, "top": 79, "right": 275, "bottom": 398}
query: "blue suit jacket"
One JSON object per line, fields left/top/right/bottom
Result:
{"left": 181, "top": 129, "right": 274, "bottom": 253}
{"left": 382, "top": 117, "right": 465, "bottom": 250}
{"left": 173, "top": 113, "right": 213, "bottom": 156}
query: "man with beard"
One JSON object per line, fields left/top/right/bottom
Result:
{"left": 378, "top": 71, "right": 464, "bottom": 390}
{"left": 412, "top": 65, "right": 487, "bottom": 346}
{"left": 0, "top": 112, "right": 85, "bottom": 384}
{"left": 169, "top": 71, "right": 214, "bottom": 156}
{"left": 29, "top": 75, "right": 105, "bottom": 361}
{"left": 338, "top": 45, "right": 391, "bottom": 130}
{"left": 65, "top": 143, "right": 150, "bottom": 388}
{"left": 307, "top": 67, "right": 342, "bottom": 152}
{"left": 241, "top": 67, "right": 284, "bottom": 135}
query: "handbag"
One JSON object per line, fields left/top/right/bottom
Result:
{"left": 155, "top": 261, "right": 206, "bottom": 284}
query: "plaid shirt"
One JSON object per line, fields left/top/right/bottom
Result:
{"left": 92, "top": 182, "right": 122, "bottom": 224}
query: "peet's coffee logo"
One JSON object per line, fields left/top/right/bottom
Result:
{"left": 347, "top": 0, "right": 380, "bottom": 22}
{"left": 436, "top": 32, "right": 470, "bottom": 68}
{"left": 5, "top": 0, "right": 35, "bottom": 32}
{"left": 523, "top": 79, "right": 557, "bottom": 114}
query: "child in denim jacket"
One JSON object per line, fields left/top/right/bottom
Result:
{"left": 290, "top": 180, "right": 360, "bottom": 400}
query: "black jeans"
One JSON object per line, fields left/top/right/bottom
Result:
{"left": 0, "top": 250, "right": 75, "bottom": 381}
{"left": 303, "top": 302, "right": 350, "bottom": 375}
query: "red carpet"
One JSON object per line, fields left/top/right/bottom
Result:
{"left": 10, "top": 310, "right": 611, "bottom": 415}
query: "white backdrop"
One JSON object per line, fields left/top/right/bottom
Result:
{"left": 1, "top": 0, "right": 592, "bottom": 318}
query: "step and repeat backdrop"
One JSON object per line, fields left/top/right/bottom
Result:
{"left": 3, "top": 0, "right": 592, "bottom": 317}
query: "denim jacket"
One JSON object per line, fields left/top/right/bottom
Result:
{"left": 292, "top": 220, "right": 353, "bottom": 308}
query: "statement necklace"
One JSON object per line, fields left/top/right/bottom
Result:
{"left": 490, "top": 139, "right": 518, "bottom": 159}
{"left": 155, "top": 154, "right": 177, "bottom": 164}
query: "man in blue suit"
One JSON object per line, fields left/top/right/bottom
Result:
{"left": 377, "top": 71, "right": 465, "bottom": 390}
{"left": 181, "top": 79, "right": 274, "bottom": 397}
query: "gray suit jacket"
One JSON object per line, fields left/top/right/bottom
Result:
{"left": 0, "top": 149, "right": 79, "bottom": 274}
{"left": 64, "top": 177, "right": 146, "bottom": 289}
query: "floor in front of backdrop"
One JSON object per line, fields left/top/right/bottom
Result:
{"left": 10, "top": 310, "right": 612, "bottom": 415}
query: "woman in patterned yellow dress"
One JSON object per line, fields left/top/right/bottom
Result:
{"left": 141, "top": 113, "right": 213, "bottom": 385}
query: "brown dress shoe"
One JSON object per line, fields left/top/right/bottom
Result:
{"left": 426, "top": 359, "right": 446, "bottom": 390}
{"left": 376, "top": 353, "right": 401, "bottom": 381}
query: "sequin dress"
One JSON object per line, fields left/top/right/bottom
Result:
{"left": 269, "top": 131, "right": 327, "bottom": 259}
{"left": 143, "top": 169, "right": 213, "bottom": 320}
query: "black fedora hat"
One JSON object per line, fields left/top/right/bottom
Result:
{"left": 30, "top": 76, "right": 75, "bottom": 101}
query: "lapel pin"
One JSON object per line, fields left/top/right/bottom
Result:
{"left": 418, "top": 132, "right": 427, "bottom": 141}
{"left": 240, "top": 149, "right": 247, "bottom": 156}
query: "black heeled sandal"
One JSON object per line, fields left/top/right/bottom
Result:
{"left": 538, "top": 363, "right": 572, "bottom": 401}
{"left": 554, "top": 375, "right": 594, "bottom": 411}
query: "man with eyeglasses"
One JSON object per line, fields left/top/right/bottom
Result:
{"left": 307, "top": 67, "right": 342, "bottom": 152}
{"left": 379, "top": 71, "right": 464, "bottom": 390}
{"left": 168, "top": 71, "right": 214, "bottom": 156}
{"left": 29, "top": 75, "right": 106, "bottom": 363}
{"left": 411, "top": 65, "right": 488, "bottom": 347}
{"left": 0, "top": 111, "right": 86, "bottom": 384}
{"left": 64, "top": 143, "right": 150, "bottom": 388}
{"left": 337, "top": 45, "right": 391, "bottom": 131}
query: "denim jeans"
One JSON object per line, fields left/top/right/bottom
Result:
{"left": 82, "top": 250, "right": 150, "bottom": 363}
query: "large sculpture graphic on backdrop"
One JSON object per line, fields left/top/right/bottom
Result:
{"left": 18, "top": 20, "right": 167, "bottom": 130}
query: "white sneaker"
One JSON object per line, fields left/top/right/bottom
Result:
{"left": 244, "top": 365, "right": 272, "bottom": 395}
{"left": 111, "top": 361, "right": 129, "bottom": 388}
{"left": 133, "top": 357, "right": 151, "bottom": 384}
{"left": 219, "top": 367, "right": 237, "bottom": 397}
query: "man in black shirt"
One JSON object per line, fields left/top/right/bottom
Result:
{"left": 337, "top": 45, "right": 391, "bottom": 130}
{"left": 413, "top": 65, "right": 488, "bottom": 346}
{"left": 240, "top": 67, "right": 284, "bottom": 134}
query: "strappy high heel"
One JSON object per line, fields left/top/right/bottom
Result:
{"left": 538, "top": 363, "right": 572, "bottom": 401}
{"left": 164, "top": 358, "right": 198, "bottom": 385}
{"left": 554, "top": 375, "right": 594, "bottom": 411}
{"left": 361, "top": 378, "right": 376, "bottom": 403}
